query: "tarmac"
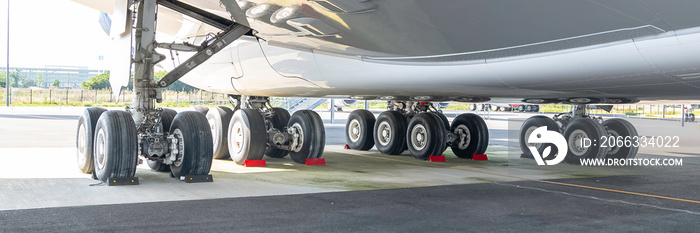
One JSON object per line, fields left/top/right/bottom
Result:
{"left": 0, "top": 106, "right": 698, "bottom": 232}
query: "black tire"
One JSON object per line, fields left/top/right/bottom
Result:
{"left": 563, "top": 118, "right": 608, "bottom": 164}
{"left": 193, "top": 106, "right": 209, "bottom": 115}
{"left": 170, "top": 111, "right": 213, "bottom": 177}
{"left": 449, "top": 113, "right": 489, "bottom": 159}
{"left": 430, "top": 113, "right": 448, "bottom": 156}
{"left": 146, "top": 108, "right": 177, "bottom": 172}
{"left": 532, "top": 105, "right": 540, "bottom": 112}
{"left": 288, "top": 110, "right": 326, "bottom": 163}
{"left": 374, "top": 111, "right": 408, "bottom": 155}
{"left": 76, "top": 107, "right": 107, "bottom": 174}
{"left": 602, "top": 118, "right": 639, "bottom": 159}
{"left": 228, "top": 109, "right": 267, "bottom": 164}
{"left": 346, "top": 110, "right": 375, "bottom": 150}
{"left": 525, "top": 105, "right": 533, "bottom": 112}
{"left": 93, "top": 111, "right": 139, "bottom": 182}
{"left": 265, "top": 108, "right": 291, "bottom": 158}
{"left": 406, "top": 113, "right": 443, "bottom": 160}
{"left": 307, "top": 110, "right": 326, "bottom": 159}
{"left": 468, "top": 104, "right": 477, "bottom": 111}
{"left": 207, "top": 106, "right": 234, "bottom": 159}
{"left": 517, "top": 105, "right": 525, "bottom": 112}
{"left": 519, "top": 116, "right": 560, "bottom": 159}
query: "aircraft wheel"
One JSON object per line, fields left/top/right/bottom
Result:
{"left": 374, "top": 111, "right": 408, "bottom": 155}
{"left": 288, "top": 110, "right": 326, "bottom": 164}
{"left": 406, "top": 113, "right": 445, "bottom": 160}
{"left": 602, "top": 118, "right": 639, "bottom": 159}
{"left": 346, "top": 109, "right": 375, "bottom": 150}
{"left": 207, "top": 106, "right": 234, "bottom": 159}
{"left": 93, "top": 110, "right": 139, "bottom": 182}
{"left": 525, "top": 105, "right": 533, "bottom": 112}
{"left": 563, "top": 118, "right": 607, "bottom": 164}
{"left": 532, "top": 105, "right": 540, "bottom": 112}
{"left": 147, "top": 108, "right": 177, "bottom": 172}
{"left": 76, "top": 107, "right": 107, "bottom": 174}
{"left": 265, "top": 108, "right": 291, "bottom": 158}
{"left": 517, "top": 105, "right": 525, "bottom": 112}
{"left": 450, "top": 113, "right": 489, "bottom": 159}
{"left": 169, "top": 111, "right": 213, "bottom": 177}
{"left": 519, "top": 116, "right": 560, "bottom": 159}
{"left": 432, "top": 113, "right": 450, "bottom": 155}
{"left": 228, "top": 109, "right": 267, "bottom": 165}
{"left": 468, "top": 104, "right": 477, "bottom": 111}
{"left": 193, "top": 106, "right": 209, "bottom": 115}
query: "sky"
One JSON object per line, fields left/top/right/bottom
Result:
{"left": 0, "top": 0, "right": 112, "bottom": 69}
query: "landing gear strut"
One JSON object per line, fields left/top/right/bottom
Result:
{"left": 75, "top": 0, "right": 250, "bottom": 181}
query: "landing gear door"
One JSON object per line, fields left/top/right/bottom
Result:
{"left": 108, "top": 0, "right": 134, "bottom": 100}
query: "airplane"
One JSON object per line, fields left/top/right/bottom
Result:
{"left": 71, "top": 0, "right": 700, "bottom": 182}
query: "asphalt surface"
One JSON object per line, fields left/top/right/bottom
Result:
{"left": 1, "top": 178, "right": 698, "bottom": 233}
{"left": 0, "top": 107, "right": 699, "bottom": 232}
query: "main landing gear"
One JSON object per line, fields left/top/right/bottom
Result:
{"left": 519, "top": 103, "right": 639, "bottom": 164}
{"left": 224, "top": 96, "right": 326, "bottom": 165}
{"left": 76, "top": 0, "right": 251, "bottom": 182}
{"left": 346, "top": 101, "right": 489, "bottom": 160}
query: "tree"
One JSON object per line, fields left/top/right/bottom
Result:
{"left": 22, "top": 79, "right": 36, "bottom": 87}
{"left": 36, "top": 73, "right": 44, "bottom": 87}
{"left": 154, "top": 71, "right": 197, "bottom": 92}
{"left": 0, "top": 72, "right": 5, "bottom": 88}
{"left": 52, "top": 79, "right": 60, "bottom": 88}
{"left": 10, "top": 69, "right": 20, "bottom": 88}
{"left": 81, "top": 71, "right": 110, "bottom": 90}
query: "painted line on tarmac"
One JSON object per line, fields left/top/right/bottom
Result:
{"left": 330, "top": 149, "right": 700, "bottom": 205}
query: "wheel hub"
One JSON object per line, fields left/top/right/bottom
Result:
{"left": 348, "top": 119, "right": 361, "bottom": 142}
{"left": 607, "top": 129, "right": 620, "bottom": 155}
{"left": 410, "top": 124, "right": 427, "bottom": 150}
{"left": 95, "top": 128, "right": 106, "bottom": 170}
{"left": 377, "top": 121, "right": 392, "bottom": 146}
{"left": 170, "top": 129, "right": 185, "bottom": 167}
{"left": 290, "top": 123, "right": 304, "bottom": 152}
{"left": 568, "top": 129, "right": 589, "bottom": 156}
{"left": 78, "top": 124, "right": 87, "bottom": 164}
{"left": 454, "top": 125, "right": 472, "bottom": 150}
{"left": 231, "top": 122, "right": 244, "bottom": 154}
{"left": 525, "top": 126, "right": 542, "bottom": 149}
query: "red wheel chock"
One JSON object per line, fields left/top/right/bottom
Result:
{"left": 472, "top": 154, "right": 488, "bottom": 160}
{"left": 428, "top": 155, "right": 446, "bottom": 162}
{"left": 243, "top": 160, "right": 267, "bottom": 167}
{"left": 305, "top": 158, "right": 326, "bottom": 166}
{"left": 344, "top": 144, "right": 351, "bottom": 149}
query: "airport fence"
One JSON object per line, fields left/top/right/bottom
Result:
{"left": 0, "top": 88, "right": 231, "bottom": 108}
{"left": 0, "top": 87, "right": 697, "bottom": 120}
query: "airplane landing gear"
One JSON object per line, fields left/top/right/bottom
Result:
{"left": 75, "top": 0, "right": 251, "bottom": 181}
{"left": 227, "top": 96, "right": 326, "bottom": 165}
{"left": 345, "top": 101, "right": 490, "bottom": 161}
{"left": 519, "top": 104, "right": 639, "bottom": 164}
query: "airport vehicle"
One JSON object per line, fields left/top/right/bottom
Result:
{"left": 72, "top": 0, "right": 700, "bottom": 181}
{"left": 333, "top": 99, "right": 358, "bottom": 111}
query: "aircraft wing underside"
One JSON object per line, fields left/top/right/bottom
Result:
{"left": 75, "top": 0, "right": 700, "bottom": 102}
